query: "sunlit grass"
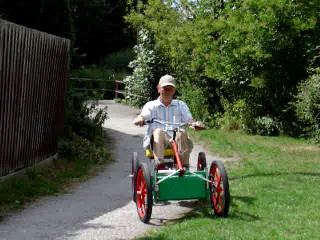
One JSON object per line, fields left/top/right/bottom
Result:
{"left": 139, "top": 130, "right": 320, "bottom": 240}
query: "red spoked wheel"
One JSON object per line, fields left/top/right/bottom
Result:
{"left": 209, "top": 160, "right": 230, "bottom": 217}
{"left": 132, "top": 152, "right": 139, "bottom": 202}
{"left": 197, "top": 152, "right": 207, "bottom": 170}
{"left": 135, "top": 163, "right": 153, "bottom": 223}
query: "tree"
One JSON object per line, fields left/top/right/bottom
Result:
{"left": 123, "top": 30, "right": 169, "bottom": 107}
{"left": 200, "top": 0, "right": 320, "bottom": 131}
{"left": 70, "top": 0, "right": 136, "bottom": 64}
{"left": 0, "top": 0, "right": 74, "bottom": 41}
{"left": 125, "top": 0, "right": 320, "bottom": 135}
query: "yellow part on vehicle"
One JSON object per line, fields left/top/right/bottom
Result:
{"left": 146, "top": 149, "right": 174, "bottom": 158}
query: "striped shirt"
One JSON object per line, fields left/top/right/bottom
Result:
{"left": 140, "top": 97, "right": 193, "bottom": 149}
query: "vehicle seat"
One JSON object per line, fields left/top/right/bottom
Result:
{"left": 145, "top": 148, "right": 174, "bottom": 158}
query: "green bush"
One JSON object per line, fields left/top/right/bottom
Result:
{"left": 217, "top": 99, "right": 256, "bottom": 132}
{"left": 294, "top": 69, "right": 320, "bottom": 142}
{"left": 58, "top": 133, "right": 109, "bottom": 163}
{"left": 64, "top": 90, "right": 108, "bottom": 144}
{"left": 255, "top": 116, "right": 282, "bottom": 136}
{"left": 59, "top": 87, "right": 109, "bottom": 163}
{"left": 178, "top": 81, "right": 212, "bottom": 124}
{"left": 124, "top": 31, "right": 167, "bottom": 107}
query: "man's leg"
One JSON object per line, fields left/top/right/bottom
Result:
{"left": 176, "top": 130, "right": 193, "bottom": 167}
{"left": 152, "top": 128, "right": 165, "bottom": 164}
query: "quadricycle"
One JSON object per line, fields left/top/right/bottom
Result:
{"left": 130, "top": 118, "right": 230, "bottom": 223}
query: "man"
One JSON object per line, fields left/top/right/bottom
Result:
{"left": 133, "top": 74, "right": 204, "bottom": 167}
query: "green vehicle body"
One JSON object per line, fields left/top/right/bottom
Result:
{"left": 152, "top": 169, "right": 210, "bottom": 203}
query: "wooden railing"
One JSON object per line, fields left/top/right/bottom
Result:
{"left": 70, "top": 78, "right": 126, "bottom": 99}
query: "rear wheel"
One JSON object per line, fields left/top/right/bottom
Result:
{"left": 197, "top": 152, "right": 207, "bottom": 170}
{"left": 209, "top": 160, "right": 230, "bottom": 217}
{"left": 134, "top": 163, "right": 153, "bottom": 223}
{"left": 132, "top": 152, "right": 139, "bottom": 202}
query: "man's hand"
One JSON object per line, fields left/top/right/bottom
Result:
{"left": 189, "top": 120, "right": 205, "bottom": 130}
{"left": 133, "top": 115, "right": 145, "bottom": 127}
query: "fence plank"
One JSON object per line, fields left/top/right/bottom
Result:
{"left": 0, "top": 20, "right": 70, "bottom": 176}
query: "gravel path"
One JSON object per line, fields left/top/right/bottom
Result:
{"left": 0, "top": 100, "right": 219, "bottom": 240}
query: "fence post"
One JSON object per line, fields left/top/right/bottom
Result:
{"left": 115, "top": 80, "right": 119, "bottom": 98}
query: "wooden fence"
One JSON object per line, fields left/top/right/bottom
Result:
{"left": 0, "top": 20, "right": 70, "bottom": 177}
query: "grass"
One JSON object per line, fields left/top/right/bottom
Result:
{"left": 138, "top": 130, "right": 320, "bottom": 240}
{"left": 0, "top": 153, "right": 111, "bottom": 221}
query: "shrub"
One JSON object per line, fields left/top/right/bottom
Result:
{"left": 124, "top": 30, "right": 168, "bottom": 107}
{"left": 64, "top": 90, "right": 108, "bottom": 144}
{"left": 218, "top": 99, "right": 256, "bottom": 132}
{"left": 58, "top": 133, "right": 109, "bottom": 163}
{"left": 178, "top": 81, "right": 212, "bottom": 124}
{"left": 59, "top": 87, "right": 109, "bottom": 163}
{"left": 123, "top": 34, "right": 154, "bottom": 107}
{"left": 294, "top": 69, "right": 320, "bottom": 142}
{"left": 255, "top": 116, "right": 282, "bottom": 136}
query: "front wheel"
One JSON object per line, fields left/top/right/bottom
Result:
{"left": 209, "top": 160, "right": 230, "bottom": 217}
{"left": 134, "top": 163, "right": 153, "bottom": 223}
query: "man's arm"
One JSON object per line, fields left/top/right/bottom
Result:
{"left": 133, "top": 115, "right": 145, "bottom": 127}
{"left": 133, "top": 101, "right": 152, "bottom": 127}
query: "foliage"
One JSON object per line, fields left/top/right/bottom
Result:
{"left": 214, "top": 99, "right": 255, "bottom": 132}
{"left": 125, "top": 1, "right": 218, "bottom": 115}
{"left": 178, "top": 81, "right": 211, "bottom": 124}
{"left": 58, "top": 132, "right": 109, "bottom": 163}
{"left": 125, "top": 0, "right": 320, "bottom": 140}
{"left": 0, "top": 0, "right": 74, "bottom": 41}
{"left": 0, "top": 0, "right": 137, "bottom": 64}
{"left": 99, "top": 48, "right": 134, "bottom": 73}
{"left": 198, "top": 0, "right": 320, "bottom": 131}
{"left": 123, "top": 30, "right": 168, "bottom": 107}
{"left": 254, "top": 116, "right": 282, "bottom": 136}
{"left": 70, "top": 0, "right": 135, "bottom": 64}
{"left": 294, "top": 68, "right": 320, "bottom": 141}
{"left": 64, "top": 90, "right": 108, "bottom": 142}
{"left": 60, "top": 86, "right": 109, "bottom": 162}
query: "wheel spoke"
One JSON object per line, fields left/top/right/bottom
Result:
{"left": 141, "top": 181, "right": 146, "bottom": 191}
{"left": 142, "top": 189, "right": 147, "bottom": 198}
{"left": 212, "top": 191, "right": 224, "bottom": 213}
{"left": 140, "top": 201, "right": 146, "bottom": 214}
{"left": 215, "top": 171, "right": 221, "bottom": 186}
{"left": 211, "top": 194, "right": 217, "bottom": 207}
{"left": 218, "top": 195, "right": 224, "bottom": 207}
{"left": 215, "top": 184, "right": 223, "bottom": 193}
{"left": 217, "top": 195, "right": 224, "bottom": 212}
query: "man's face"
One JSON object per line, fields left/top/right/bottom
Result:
{"left": 157, "top": 85, "right": 175, "bottom": 101}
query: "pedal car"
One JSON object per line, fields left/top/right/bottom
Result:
{"left": 130, "top": 119, "right": 230, "bottom": 223}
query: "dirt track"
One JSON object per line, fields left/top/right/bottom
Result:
{"left": 0, "top": 100, "right": 219, "bottom": 240}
